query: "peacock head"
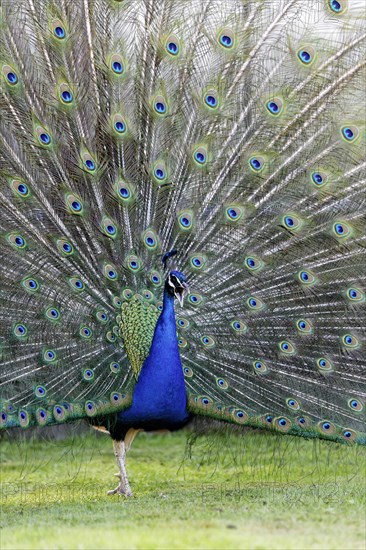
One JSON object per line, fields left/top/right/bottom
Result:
{"left": 166, "top": 271, "right": 189, "bottom": 307}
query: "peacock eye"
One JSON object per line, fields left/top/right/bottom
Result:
{"left": 7, "top": 233, "right": 27, "bottom": 249}
{"left": 204, "top": 89, "right": 219, "bottom": 109}
{"left": 40, "top": 132, "right": 51, "bottom": 144}
{"left": 253, "top": 360, "right": 269, "bottom": 375}
{"left": 54, "top": 25, "right": 65, "bottom": 38}
{"left": 266, "top": 98, "right": 283, "bottom": 115}
{"left": 249, "top": 156, "right": 264, "bottom": 172}
{"left": 153, "top": 95, "right": 167, "bottom": 114}
{"left": 114, "top": 120, "right": 125, "bottom": 133}
{"left": 318, "top": 420, "right": 336, "bottom": 435}
{"left": 342, "top": 333, "right": 359, "bottom": 349}
{"left": 111, "top": 57, "right": 124, "bottom": 74}
{"left": 45, "top": 307, "right": 60, "bottom": 320}
{"left": 332, "top": 221, "right": 351, "bottom": 239}
{"left": 183, "top": 366, "right": 193, "bottom": 377}
{"left": 297, "top": 270, "right": 317, "bottom": 286}
{"left": 177, "top": 210, "right": 194, "bottom": 231}
{"left": 218, "top": 29, "right": 234, "bottom": 49}
{"left": 35, "top": 385, "right": 47, "bottom": 398}
{"left": 244, "top": 255, "right": 263, "bottom": 271}
{"left": 296, "top": 46, "right": 315, "bottom": 66}
{"left": 166, "top": 36, "right": 179, "bottom": 56}
{"left": 298, "top": 49, "right": 311, "bottom": 64}
{"left": 246, "top": 296, "right": 264, "bottom": 311}
{"left": 201, "top": 335, "right": 215, "bottom": 348}
{"left": 6, "top": 70, "right": 18, "bottom": 84}
{"left": 311, "top": 171, "right": 327, "bottom": 187}
{"left": 316, "top": 357, "right": 334, "bottom": 372}
{"left": 341, "top": 126, "right": 358, "bottom": 142}
{"left": 22, "top": 277, "right": 39, "bottom": 292}
{"left": 346, "top": 288, "right": 364, "bottom": 303}
{"left": 83, "top": 368, "right": 94, "bottom": 380}
{"left": 348, "top": 398, "right": 363, "bottom": 412}
{"left": 329, "top": 0, "right": 343, "bottom": 12}
{"left": 188, "top": 293, "right": 202, "bottom": 305}
{"left": 44, "top": 349, "right": 56, "bottom": 362}
{"left": 69, "top": 277, "right": 84, "bottom": 291}
{"left": 193, "top": 147, "right": 207, "bottom": 165}
{"left": 14, "top": 323, "right": 27, "bottom": 337}
{"left": 275, "top": 417, "right": 291, "bottom": 432}
{"left": 296, "top": 319, "right": 313, "bottom": 333}
{"left": 279, "top": 340, "right": 295, "bottom": 354}
{"left": 286, "top": 398, "right": 300, "bottom": 410}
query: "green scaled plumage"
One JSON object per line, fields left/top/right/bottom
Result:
{"left": 0, "top": 0, "right": 365, "bottom": 449}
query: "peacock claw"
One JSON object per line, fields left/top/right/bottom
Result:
{"left": 107, "top": 475, "right": 133, "bottom": 496}
{"left": 107, "top": 485, "right": 133, "bottom": 497}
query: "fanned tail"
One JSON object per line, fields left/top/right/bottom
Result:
{"left": 0, "top": 0, "right": 365, "bottom": 443}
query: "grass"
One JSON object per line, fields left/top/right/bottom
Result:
{"left": 0, "top": 426, "right": 365, "bottom": 550}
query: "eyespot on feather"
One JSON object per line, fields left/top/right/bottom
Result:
{"left": 21, "top": 277, "right": 39, "bottom": 293}
{"left": 165, "top": 35, "right": 180, "bottom": 56}
{"left": 10, "top": 179, "right": 30, "bottom": 198}
{"left": 278, "top": 340, "right": 296, "bottom": 355}
{"left": 125, "top": 255, "right": 142, "bottom": 273}
{"left": 341, "top": 125, "right": 359, "bottom": 143}
{"left": 81, "top": 151, "right": 97, "bottom": 173}
{"left": 266, "top": 97, "right": 283, "bottom": 116}
{"left": 341, "top": 333, "right": 360, "bottom": 349}
{"left": 232, "top": 409, "right": 249, "bottom": 424}
{"left": 316, "top": 357, "right": 334, "bottom": 373}
{"left": 246, "top": 296, "right": 265, "bottom": 311}
{"left": 34, "top": 124, "right": 52, "bottom": 147}
{"left": 297, "top": 270, "right": 317, "bottom": 286}
{"left": 281, "top": 213, "right": 304, "bottom": 233}
{"left": 193, "top": 146, "right": 208, "bottom": 166}
{"left": 328, "top": 0, "right": 348, "bottom": 14}
{"left": 225, "top": 205, "right": 244, "bottom": 223}
{"left": 274, "top": 417, "right": 292, "bottom": 432}
{"left": 318, "top": 420, "right": 336, "bottom": 435}
{"left": 183, "top": 366, "right": 193, "bottom": 378}
{"left": 177, "top": 210, "right": 194, "bottom": 231}
{"left": 51, "top": 19, "right": 67, "bottom": 40}
{"left": 142, "top": 229, "right": 159, "bottom": 251}
{"left": 201, "top": 335, "right": 215, "bottom": 348}
{"left": 348, "top": 398, "right": 363, "bottom": 413}
{"left": 296, "top": 46, "right": 315, "bottom": 66}
{"left": 65, "top": 193, "right": 84, "bottom": 215}
{"left": 152, "top": 94, "right": 168, "bottom": 115}
{"left": 112, "top": 114, "right": 127, "bottom": 136}
{"left": 253, "top": 360, "right": 269, "bottom": 375}
{"left": 230, "top": 319, "right": 247, "bottom": 333}
{"left": 345, "top": 287, "right": 365, "bottom": 303}
{"left": 244, "top": 255, "right": 263, "bottom": 272}
{"left": 110, "top": 54, "right": 124, "bottom": 75}
{"left": 56, "top": 238, "right": 74, "bottom": 256}
{"left": 2, "top": 64, "right": 19, "bottom": 87}
{"left": 217, "top": 28, "right": 235, "bottom": 50}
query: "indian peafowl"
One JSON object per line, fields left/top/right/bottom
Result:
{"left": 0, "top": 0, "right": 365, "bottom": 497}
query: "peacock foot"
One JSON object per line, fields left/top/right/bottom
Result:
{"left": 107, "top": 473, "right": 133, "bottom": 497}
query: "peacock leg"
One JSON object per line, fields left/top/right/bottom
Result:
{"left": 107, "top": 440, "right": 133, "bottom": 497}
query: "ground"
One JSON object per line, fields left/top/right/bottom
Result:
{"left": 0, "top": 426, "right": 365, "bottom": 550}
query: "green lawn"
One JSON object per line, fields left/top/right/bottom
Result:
{"left": 1, "top": 426, "right": 365, "bottom": 550}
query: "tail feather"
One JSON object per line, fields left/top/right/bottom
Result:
{"left": 0, "top": 0, "right": 365, "bottom": 442}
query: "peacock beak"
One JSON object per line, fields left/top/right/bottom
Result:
{"left": 174, "top": 282, "right": 189, "bottom": 307}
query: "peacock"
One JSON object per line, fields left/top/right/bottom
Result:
{"left": 0, "top": 0, "right": 365, "bottom": 498}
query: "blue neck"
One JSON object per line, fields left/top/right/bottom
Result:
{"left": 120, "top": 286, "right": 189, "bottom": 427}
